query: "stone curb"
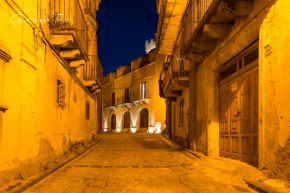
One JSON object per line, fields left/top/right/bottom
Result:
{"left": 245, "top": 180, "right": 290, "bottom": 193}
{"left": 161, "top": 134, "right": 205, "bottom": 159}
{"left": 10, "top": 139, "right": 103, "bottom": 193}
{"left": 244, "top": 180, "right": 270, "bottom": 193}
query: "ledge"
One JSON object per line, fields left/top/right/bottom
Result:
{"left": 0, "top": 102, "right": 8, "bottom": 112}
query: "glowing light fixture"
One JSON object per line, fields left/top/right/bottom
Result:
{"left": 148, "top": 126, "right": 155, "bottom": 134}
{"left": 116, "top": 128, "right": 122, "bottom": 133}
{"left": 155, "top": 122, "right": 162, "bottom": 134}
{"left": 103, "top": 128, "right": 108, "bottom": 132}
{"left": 130, "top": 127, "right": 137, "bottom": 133}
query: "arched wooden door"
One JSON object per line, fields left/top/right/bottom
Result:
{"left": 111, "top": 114, "right": 116, "bottom": 130}
{"left": 140, "top": 108, "right": 149, "bottom": 128}
{"left": 123, "top": 111, "right": 131, "bottom": 129}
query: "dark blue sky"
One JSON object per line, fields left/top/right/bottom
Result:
{"left": 97, "top": 0, "right": 158, "bottom": 75}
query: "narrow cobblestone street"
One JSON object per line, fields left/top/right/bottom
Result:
{"left": 23, "top": 134, "right": 262, "bottom": 193}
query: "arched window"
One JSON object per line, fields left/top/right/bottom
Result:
{"left": 111, "top": 114, "right": 116, "bottom": 130}
{"left": 123, "top": 111, "right": 131, "bottom": 128}
{"left": 140, "top": 108, "right": 149, "bottom": 128}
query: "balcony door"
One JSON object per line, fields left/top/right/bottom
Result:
{"left": 141, "top": 82, "right": 147, "bottom": 99}
{"left": 125, "top": 88, "right": 130, "bottom": 103}
{"left": 112, "top": 93, "right": 115, "bottom": 106}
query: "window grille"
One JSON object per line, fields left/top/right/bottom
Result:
{"left": 57, "top": 77, "right": 66, "bottom": 109}
{"left": 86, "top": 101, "right": 90, "bottom": 120}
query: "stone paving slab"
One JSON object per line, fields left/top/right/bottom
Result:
{"left": 22, "top": 134, "right": 262, "bottom": 193}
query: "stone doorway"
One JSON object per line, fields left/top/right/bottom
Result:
{"left": 219, "top": 45, "right": 259, "bottom": 166}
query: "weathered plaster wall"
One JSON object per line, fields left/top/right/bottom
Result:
{"left": 195, "top": 60, "right": 219, "bottom": 156}
{"left": 0, "top": 1, "right": 98, "bottom": 172}
{"left": 260, "top": 0, "right": 290, "bottom": 180}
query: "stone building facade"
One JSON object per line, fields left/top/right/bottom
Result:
{"left": 0, "top": 0, "right": 102, "bottom": 172}
{"left": 157, "top": 0, "right": 290, "bottom": 181}
{"left": 102, "top": 48, "right": 166, "bottom": 133}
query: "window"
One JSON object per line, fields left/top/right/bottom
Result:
{"left": 57, "top": 77, "right": 66, "bottom": 109}
{"left": 125, "top": 88, "right": 130, "bottom": 103}
{"left": 141, "top": 82, "right": 147, "bottom": 99}
{"left": 244, "top": 48, "right": 258, "bottom": 66}
{"left": 112, "top": 92, "right": 115, "bottom": 106}
{"left": 179, "top": 99, "right": 184, "bottom": 128}
{"left": 220, "top": 46, "right": 258, "bottom": 81}
{"left": 86, "top": 101, "right": 90, "bottom": 120}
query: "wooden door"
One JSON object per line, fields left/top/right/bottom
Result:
{"left": 219, "top": 67, "right": 258, "bottom": 166}
{"left": 123, "top": 111, "right": 131, "bottom": 129}
{"left": 140, "top": 108, "right": 149, "bottom": 128}
{"left": 111, "top": 114, "right": 116, "bottom": 130}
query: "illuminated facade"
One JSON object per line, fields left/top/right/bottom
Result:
{"left": 157, "top": 0, "right": 290, "bottom": 180}
{"left": 0, "top": 0, "right": 102, "bottom": 172}
{"left": 102, "top": 46, "right": 166, "bottom": 133}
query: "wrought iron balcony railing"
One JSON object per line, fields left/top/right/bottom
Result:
{"left": 84, "top": 55, "right": 101, "bottom": 79}
{"left": 131, "top": 90, "right": 151, "bottom": 102}
{"left": 104, "top": 100, "right": 116, "bottom": 108}
{"left": 50, "top": 0, "right": 88, "bottom": 55}
{"left": 159, "top": 56, "right": 190, "bottom": 97}
{"left": 182, "top": 0, "right": 214, "bottom": 46}
{"left": 117, "top": 97, "right": 124, "bottom": 106}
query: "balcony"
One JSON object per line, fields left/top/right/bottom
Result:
{"left": 159, "top": 56, "right": 190, "bottom": 99}
{"left": 83, "top": 55, "right": 102, "bottom": 94}
{"left": 104, "top": 100, "right": 116, "bottom": 110}
{"left": 181, "top": 0, "right": 255, "bottom": 65}
{"left": 155, "top": 0, "right": 187, "bottom": 55}
{"left": 131, "top": 90, "right": 151, "bottom": 105}
{"left": 116, "top": 97, "right": 124, "bottom": 106}
{"left": 50, "top": 0, "right": 89, "bottom": 61}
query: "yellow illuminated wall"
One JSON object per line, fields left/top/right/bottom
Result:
{"left": 0, "top": 0, "right": 101, "bottom": 172}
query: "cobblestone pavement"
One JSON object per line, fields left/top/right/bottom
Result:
{"left": 23, "top": 134, "right": 260, "bottom": 193}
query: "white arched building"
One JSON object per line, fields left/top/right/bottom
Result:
{"left": 102, "top": 49, "right": 166, "bottom": 133}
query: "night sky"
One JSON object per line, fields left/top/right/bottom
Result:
{"left": 97, "top": 0, "right": 158, "bottom": 75}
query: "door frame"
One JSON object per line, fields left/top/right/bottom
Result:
{"left": 218, "top": 42, "right": 259, "bottom": 166}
